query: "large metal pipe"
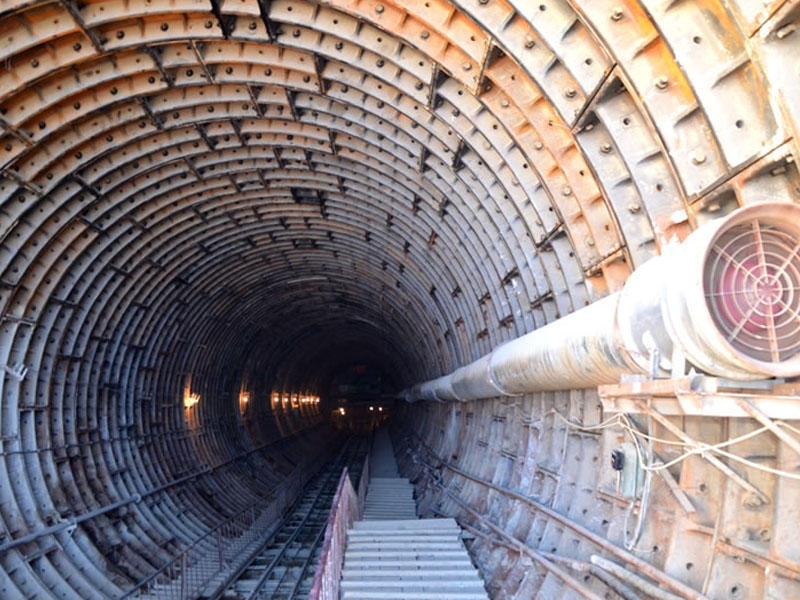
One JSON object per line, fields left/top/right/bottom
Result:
{"left": 404, "top": 202, "right": 800, "bottom": 402}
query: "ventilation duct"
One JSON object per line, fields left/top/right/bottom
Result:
{"left": 404, "top": 202, "right": 800, "bottom": 402}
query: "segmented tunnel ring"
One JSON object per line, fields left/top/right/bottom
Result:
{"left": 1, "top": 0, "right": 799, "bottom": 598}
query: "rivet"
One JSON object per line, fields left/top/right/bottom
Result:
{"left": 600, "top": 143, "right": 612, "bottom": 153}
{"left": 611, "top": 7, "right": 624, "bottom": 21}
{"left": 562, "top": 186, "right": 572, "bottom": 196}
{"left": 462, "top": 62, "right": 472, "bottom": 71}
{"left": 415, "top": 82, "right": 424, "bottom": 90}
{"left": 691, "top": 151, "right": 707, "bottom": 165}
{"left": 500, "top": 99, "right": 510, "bottom": 107}
{"left": 534, "top": 141, "right": 543, "bottom": 150}
{"left": 376, "top": 59, "right": 384, "bottom": 67}
{"left": 31, "top": 59, "right": 39, "bottom": 67}
{"left": 628, "top": 203, "right": 641, "bottom": 214}
{"left": 655, "top": 76, "right": 669, "bottom": 89}
{"left": 586, "top": 238, "right": 595, "bottom": 246}
{"left": 375, "top": 4, "right": 384, "bottom": 13}
{"left": 565, "top": 87, "right": 577, "bottom": 98}
{"left": 249, "top": 21, "right": 257, "bottom": 30}
{"left": 420, "top": 30, "right": 430, "bottom": 40}
{"left": 524, "top": 36, "right": 536, "bottom": 49}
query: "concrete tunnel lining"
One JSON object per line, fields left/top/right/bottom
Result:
{"left": 2, "top": 0, "right": 800, "bottom": 598}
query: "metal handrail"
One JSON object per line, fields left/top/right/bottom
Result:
{"left": 308, "top": 435, "right": 371, "bottom": 600}
{"left": 307, "top": 467, "right": 359, "bottom": 600}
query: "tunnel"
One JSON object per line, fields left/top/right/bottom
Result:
{"left": 2, "top": 0, "right": 800, "bottom": 598}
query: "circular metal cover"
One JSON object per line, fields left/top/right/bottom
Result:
{"left": 705, "top": 214, "right": 800, "bottom": 364}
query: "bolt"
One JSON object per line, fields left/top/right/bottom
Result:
{"left": 600, "top": 143, "right": 612, "bottom": 153}
{"left": 534, "top": 141, "right": 543, "bottom": 150}
{"left": 628, "top": 203, "right": 641, "bottom": 214}
{"left": 375, "top": 4, "right": 384, "bottom": 13}
{"left": 562, "top": 186, "right": 572, "bottom": 196}
{"left": 500, "top": 98, "right": 509, "bottom": 107}
{"left": 655, "top": 76, "right": 669, "bottom": 89}
{"left": 565, "top": 87, "right": 577, "bottom": 98}
{"left": 691, "top": 151, "right": 707, "bottom": 165}
{"left": 524, "top": 36, "right": 536, "bottom": 49}
{"left": 776, "top": 23, "right": 796, "bottom": 39}
{"left": 420, "top": 30, "right": 430, "bottom": 40}
{"left": 611, "top": 7, "right": 624, "bottom": 21}
{"left": 462, "top": 62, "right": 472, "bottom": 71}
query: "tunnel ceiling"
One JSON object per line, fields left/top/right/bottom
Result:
{"left": 2, "top": 0, "right": 800, "bottom": 401}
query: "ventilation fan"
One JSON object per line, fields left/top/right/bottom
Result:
{"left": 704, "top": 216, "right": 800, "bottom": 364}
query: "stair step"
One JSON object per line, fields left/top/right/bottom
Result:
{"left": 342, "top": 580, "right": 486, "bottom": 591}
{"left": 342, "top": 592, "right": 488, "bottom": 600}
{"left": 352, "top": 518, "right": 456, "bottom": 530}
{"left": 343, "top": 559, "right": 475, "bottom": 569}
{"left": 346, "top": 550, "right": 468, "bottom": 559}
{"left": 341, "top": 569, "right": 482, "bottom": 581}
{"left": 347, "top": 543, "right": 464, "bottom": 551}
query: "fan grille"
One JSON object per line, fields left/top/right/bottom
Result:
{"left": 705, "top": 218, "right": 800, "bottom": 363}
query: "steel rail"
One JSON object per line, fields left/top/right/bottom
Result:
{"left": 250, "top": 477, "right": 337, "bottom": 599}
{"left": 224, "top": 437, "right": 368, "bottom": 600}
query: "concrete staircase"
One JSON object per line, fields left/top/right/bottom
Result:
{"left": 339, "top": 429, "right": 489, "bottom": 600}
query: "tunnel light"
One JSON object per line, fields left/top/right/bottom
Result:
{"left": 241, "top": 394, "right": 249, "bottom": 403}
{"left": 378, "top": 406, "right": 383, "bottom": 412}
{"left": 369, "top": 406, "right": 374, "bottom": 411}
{"left": 184, "top": 393, "right": 200, "bottom": 409}
{"left": 339, "top": 407, "right": 346, "bottom": 415}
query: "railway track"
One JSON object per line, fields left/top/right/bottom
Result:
{"left": 219, "top": 437, "right": 368, "bottom": 600}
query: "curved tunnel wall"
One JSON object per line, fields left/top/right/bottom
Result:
{"left": 1, "top": 0, "right": 800, "bottom": 598}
